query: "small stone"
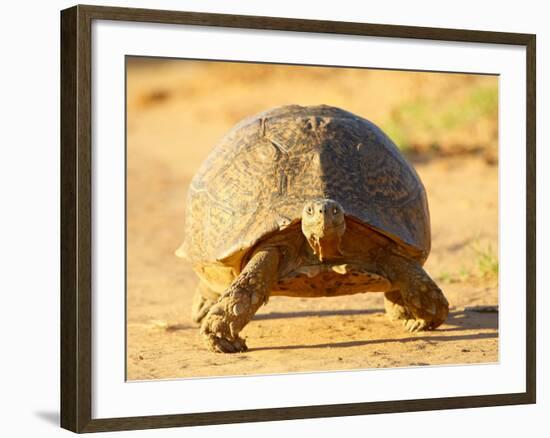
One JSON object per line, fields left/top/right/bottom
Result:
{"left": 465, "top": 305, "right": 499, "bottom": 313}
{"left": 138, "top": 354, "right": 144, "bottom": 360}
{"left": 337, "top": 357, "right": 343, "bottom": 361}
{"left": 149, "top": 319, "right": 168, "bottom": 329}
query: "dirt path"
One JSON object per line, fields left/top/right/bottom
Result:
{"left": 126, "top": 61, "right": 498, "bottom": 380}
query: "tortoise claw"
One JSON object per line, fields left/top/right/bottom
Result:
{"left": 203, "top": 333, "right": 248, "bottom": 353}
{"left": 403, "top": 318, "right": 429, "bottom": 332}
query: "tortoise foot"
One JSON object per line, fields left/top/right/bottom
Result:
{"left": 203, "top": 332, "right": 248, "bottom": 353}
{"left": 385, "top": 289, "right": 440, "bottom": 332}
{"left": 199, "top": 291, "right": 255, "bottom": 353}
{"left": 400, "top": 280, "right": 449, "bottom": 331}
{"left": 380, "top": 254, "right": 449, "bottom": 332}
{"left": 384, "top": 290, "right": 411, "bottom": 322}
{"left": 200, "top": 301, "right": 250, "bottom": 353}
{"left": 402, "top": 318, "right": 430, "bottom": 332}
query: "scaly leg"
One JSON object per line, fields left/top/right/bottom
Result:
{"left": 200, "top": 247, "right": 280, "bottom": 353}
{"left": 384, "top": 289, "right": 411, "bottom": 322}
{"left": 379, "top": 252, "right": 449, "bottom": 332}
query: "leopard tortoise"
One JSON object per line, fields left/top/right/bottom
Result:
{"left": 176, "top": 104, "right": 449, "bottom": 353}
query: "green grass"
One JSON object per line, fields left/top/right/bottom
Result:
{"left": 437, "top": 271, "right": 452, "bottom": 283}
{"left": 436, "top": 265, "right": 471, "bottom": 284}
{"left": 436, "top": 241, "right": 498, "bottom": 284}
{"left": 441, "top": 86, "right": 498, "bottom": 130}
{"left": 381, "top": 83, "right": 498, "bottom": 152}
{"left": 471, "top": 241, "right": 499, "bottom": 279}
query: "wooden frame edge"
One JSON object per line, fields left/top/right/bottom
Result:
{"left": 60, "top": 4, "right": 537, "bottom": 433}
{"left": 61, "top": 5, "right": 93, "bottom": 432}
{"left": 525, "top": 33, "right": 536, "bottom": 404}
{"left": 61, "top": 4, "right": 77, "bottom": 432}
{"left": 80, "top": 393, "right": 533, "bottom": 433}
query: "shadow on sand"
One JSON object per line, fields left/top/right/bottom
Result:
{"left": 250, "top": 331, "right": 498, "bottom": 352}
{"left": 250, "top": 308, "right": 498, "bottom": 352}
{"left": 253, "top": 308, "right": 382, "bottom": 321}
{"left": 254, "top": 308, "right": 497, "bottom": 329}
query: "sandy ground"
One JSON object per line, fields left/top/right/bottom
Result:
{"left": 126, "top": 60, "right": 498, "bottom": 380}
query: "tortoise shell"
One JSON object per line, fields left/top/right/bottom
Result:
{"left": 178, "top": 105, "right": 430, "bottom": 266}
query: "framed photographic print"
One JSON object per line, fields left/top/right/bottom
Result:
{"left": 60, "top": 4, "right": 536, "bottom": 433}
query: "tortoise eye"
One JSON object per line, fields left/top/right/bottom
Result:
{"left": 306, "top": 206, "right": 313, "bottom": 215}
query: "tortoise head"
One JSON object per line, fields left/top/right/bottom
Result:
{"left": 301, "top": 199, "right": 346, "bottom": 261}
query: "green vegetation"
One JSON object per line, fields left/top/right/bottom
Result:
{"left": 436, "top": 266, "right": 470, "bottom": 284}
{"left": 441, "top": 85, "right": 498, "bottom": 130}
{"left": 381, "top": 83, "right": 498, "bottom": 153}
{"left": 437, "top": 271, "right": 453, "bottom": 283}
{"left": 436, "top": 240, "right": 498, "bottom": 284}
{"left": 471, "top": 241, "right": 499, "bottom": 279}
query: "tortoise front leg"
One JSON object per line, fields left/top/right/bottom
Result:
{"left": 384, "top": 289, "right": 411, "bottom": 322}
{"left": 379, "top": 252, "right": 449, "bottom": 332}
{"left": 200, "top": 247, "right": 281, "bottom": 353}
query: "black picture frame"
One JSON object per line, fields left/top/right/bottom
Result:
{"left": 60, "top": 4, "right": 536, "bottom": 433}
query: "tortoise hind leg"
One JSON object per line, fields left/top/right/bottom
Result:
{"left": 200, "top": 247, "right": 281, "bottom": 353}
{"left": 191, "top": 282, "right": 219, "bottom": 324}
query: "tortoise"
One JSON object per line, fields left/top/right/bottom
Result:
{"left": 176, "top": 104, "right": 449, "bottom": 353}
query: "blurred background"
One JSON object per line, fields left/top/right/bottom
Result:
{"left": 126, "top": 58, "right": 498, "bottom": 380}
